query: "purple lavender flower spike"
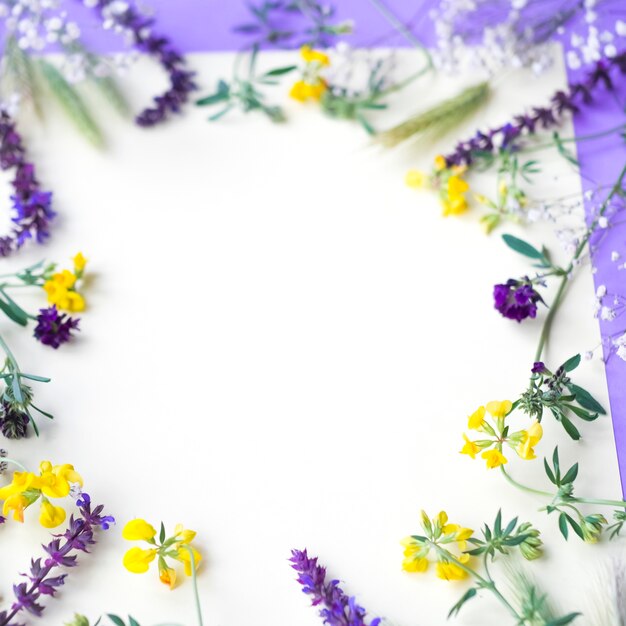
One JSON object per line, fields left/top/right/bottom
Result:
{"left": 33, "top": 307, "right": 80, "bottom": 349}
{"left": 0, "top": 112, "right": 55, "bottom": 255}
{"left": 494, "top": 279, "right": 543, "bottom": 323}
{"left": 80, "top": 0, "right": 196, "bottom": 127}
{"left": 445, "top": 50, "right": 626, "bottom": 167}
{"left": 290, "top": 549, "right": 381, "bottom": 626}
{"left": 0, "top": 495, "right": 113, "bottom": 626}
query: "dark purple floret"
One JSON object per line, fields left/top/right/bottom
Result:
{"left": 80, "top": 0, "right": 196, "bottom": 127}
{"left": 493, "top": 279, "right": 543, "bottom": 323}
{"left": 0, "top": 401, "right": 30, "bottom": 440}
{"left": 531, "top": 361, "right": 547, "bottom": 374}
{"left": 33, "top": 306, "right": 80, "bottom": 349}
{"left": 0, "top": 495, "right": 112, "bottom": 626}
{"left": 445, "top": 50, "right": 626, "bottom": 167}
{"left": 290, "top": 549, "right": 381, "bottom": 626}
{"left": 0, "top": 112, "right": 55, "bottom": 255}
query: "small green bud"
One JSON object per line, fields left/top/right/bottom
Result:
{"left": 64, "top": 615, "right": 90, "bottom": 626}
{"left": 581, "top": 514, "right": 607, "bottom": 543}
{"left": 517, "top": 523, "right": 543, "bottom": 561}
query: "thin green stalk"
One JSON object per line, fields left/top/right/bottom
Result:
{"left": 183, "top": 545, "right": 204, "bottom": 626}
{"left": 435, "top": 547, "right": 521, "bottom": 621}
{"left": 366, "top": 0, "right": 433, "bottom": 71}
{"left": 0, "top": 333, "right": 20, "bottom": 371}
{"left": 523, "top": 123, "right": 626, "bottom": 153}
{"left": 500, "top": 466, "right": 553, "bottom": 499}
{"left": 534, "top": 162, "right": 626, "bottom": 362}
{"left": 1, "top": 457, "right": 28, "bottom": 473}
{"left": 574, "top": 496, "right": 626, "bottom": 508}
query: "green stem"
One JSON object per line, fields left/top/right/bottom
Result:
{"left": 435, "top": 547, "right": 522, "bottom": 621}
{"left": 0, "top": 333, "right": 20, "bottom": 370}
{"left": 500, "top": 466, "right": 553, "bottom": 498}
{"left": 522, "top": 123, "right": 626, "bottom": 153}
{"left": 574, "top": 497, "right": 626, "bottom": 508}
{"left": 366, "top": 0, "right": 433, "bottom": 71}
{"left": 534, "top": 162, "right": 626, "bottom": 362}
{"left": 1, "top": 457, "right": 28, "bottom": 473}
{"left": 184, "top": 545, "right": 204, "bottom": 626}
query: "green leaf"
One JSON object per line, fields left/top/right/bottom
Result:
{"left": 560, "top": 415, "right": 581, "bottom": 440}
{"left": 448, "top": 587, "right": 477, "bottom": 618}
{"left": 261, "top": 65, "right": 297, "bottom": 77}
{"left": 544, "top": 458, "right": 557, "bottom": 485}
{"left": 502, "top": 234, "right": 545, "bottom": 260}
{"left": 564, "top": 404, "right": 598, "bottom": 422}
{"left": 552, "top": 448, "right": 561, "bottom": 480}
{"left": 561, "top": 354, "right": 581, "bottom": 372}
{"left": 558, "top": 513, "right": 568, "bottom": 539}
{"left": 546, "top": 613, "right": 582, "bottom": 626}
{"left": 565, "top": 514, "right": 584, "bottom": 540}
{"left": 159, "top": 521, "right": 166, "bottom": 544}
{"left": 196, "top": 90, "right": 230, "bottom": 107}
{"left": 561, "top": 463, "right": 579, "bottom": 485}
{"left": 128, "top": 618, "right": 141, "bottom": 626}
{"left": 38, "top": 60, "right": 104, "bottom": 147}
{"left": 568, "top": 383, "right": 606, "bottom": 414}
{"left": 106, "top": 616, "right": 126, "bottom": 626}
{"left": 0, "top": 296, "right": 28, "bottom": 326}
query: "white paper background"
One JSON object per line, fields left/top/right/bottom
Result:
{"left": 0, "top": 50, "right": 622, "bottom": 626}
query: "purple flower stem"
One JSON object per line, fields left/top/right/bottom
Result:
{"left": 0, "top": 494, "right": 114, "bottom": 626}
{"left": 78, "top": 0, "right": 197, "bottom": 127}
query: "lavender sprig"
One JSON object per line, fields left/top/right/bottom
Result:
{"left": 290, "top": 549, "right": 381, "bottom": 626}
{"left": 0, "top": 111, "right": 55, "bottom": 256}
{"left": 78, "top": 0, "right": 196, "bottom": 127}
{"left": 0, "top": 494, "right": 114, "bottom": 626}
{"left": 445, "top": 50, "right": 626, "bottom": 167}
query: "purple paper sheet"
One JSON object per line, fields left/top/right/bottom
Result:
{"left": 6, "top": 1, "right": 626, "bottom": 491}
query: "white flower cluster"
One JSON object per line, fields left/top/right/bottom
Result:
{"left": 565, "top": 0, "right": 626, "bottom": 70}
{"left": 429, "top": 0, "right": 556, "bottom": 75}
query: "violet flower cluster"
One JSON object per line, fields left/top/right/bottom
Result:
{"left": 33, "top": 306, "right": 80, "bottom": 349}
{"left": 445, "top": 50, "right": 626, "bottom": 167}
{"left": 493, "top": 279, "right": 543, "bottom": 322}
{"left": 290, "top": 549, "right": 381, "bottom": 626}
{"left": 0, "top": 493, "right": 114, "bottom": 626}
{"left": 0, "top": 111, "right": 55, "bottom": 257}
{"left": 79, "top": 0, "right": 196, "bottom": 126}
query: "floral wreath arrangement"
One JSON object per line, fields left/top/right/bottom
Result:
{"left": 3, "top": 1, "right": 626, "bottom": 626}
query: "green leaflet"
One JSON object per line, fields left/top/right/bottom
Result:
{"left": 38, "top": 59, "right": 105, "bottom": 148}
{"left": 376, "top": 81, "right": 490, "bottom": 148}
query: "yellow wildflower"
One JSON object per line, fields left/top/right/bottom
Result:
{"left": 434, "top": 155, "right": 447, "bottom": 171}
{"left": 485, "top": 400, "right": 512, "bottom": 418}
{"left": 441, "top": 196, "right": 468, "bottom": 216}
{"left": 517, "top": 421, "right": 543, "bottom": 460}
{"left": 460, "top": 434, "right": 481, "bottom": 459}
{"left": 3, "top": 493, "right": 28, "bottom": 522}
{"left": 123, "top": 519, "right": 157, "bottom": 542}
{"left": 175, "top": 545, "right": 203, "bottom": 577}
{"left": 436, "top": 556, "right": 469, "bottom": 581}
{"left": 300, "top": 45, "right": 330, "bottom": 66}
{"left": 174, "top": 524, "right": 197, "bottom": 545}
{"left": 73, "top": 252, "right": 87, "bottom": 274}
{"left": 405, "top": 170, "right": 426, "bottom": 189}
{"left": 39, "top": 500, "right": 66, "bottom": 528}
{"left": 467, "top": 406, "right": 486, "bottom": 430}
{"left": 51, "top": 270, "right": 76, "bottom": 289}
{"left": 123, "top": 547, "right": 158, "bottom": 574}
{"left": 159, "top": 566, "right": 177, "bottom": 589}
{"left": 481, "top": 448, "right": 508, "bottom": 469}
{"left": 447, "top": 175, "right": 469, "bottom": 197}
{"left": 289, "top": 79, "right": 327, "bottom": 102}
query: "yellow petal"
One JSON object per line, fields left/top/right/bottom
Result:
{"left": 174, "top": 524, "right": 197, "bottom": 545}
{"left": 403, "top": 556, "right": 429, "bottom": 573}
{"left": 485, "top": 400, "right": 512, "bottom": 419}
{"left": 436, "top": 560, "right": 467, "bottom": 581}
{"left": 3, "top": 493, "right": 28, "bottom": 522}
{"left": 39, "top": 472, "right": 70, "bottom": 499}
{"left": 159, "top": 566, "right": 177, "bottom": 589}
{"left": 405, "top": 170, "right": 426, "bottom": 189}
{"left": 437, "top": 511, "right": 449, "bottom": 527}
{"left": 73, "top": 252, "right": 87, "bottom": 273}
{"left": 122, "top": 519, "right": 157, "bottom": 542}
{"left": 481, "top": 448, "right": 508, "bottom": 469}
{"left": 39, "top": 500, "right": 66, "bottom": 528}
{"left": 65, "top": 291, "right": 85, "bottom": 313}
{"left": 434, "top": 155, "right": 447, "bottom": 170}
{"left": 460, "top": 434, "right": 480, "bottom": 459}
{"left": 123, "top": 547, "right": 157, "bottom": 573}
{"left": 467, "top": 406, "right": 486, "bottom": 430}
{"left": 175, "top": 545, "right": 202, "bottom": 576}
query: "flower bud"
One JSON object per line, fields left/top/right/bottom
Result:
{"left": 517, "top": 523, "right": 543, "bottom": 560}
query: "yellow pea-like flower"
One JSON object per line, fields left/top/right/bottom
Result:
{"left": 405, "top": 169, "right": 426, "bottom": 189}
{"left": 434, "top": 155, "right": 447, "bottom": 170}
{"left": 39, "top": 472, "right": 71, "bottom": 499}
{"left": 300, "top": 45, "right": 330, "bottom": 66}
{"left": 481, "top": 448, "right": 508, "bottom": 469}
{"left": 73, "top": 252, "right": 87, "bottom": 273}
{"left": 3, "top": 493, "right": 28, "bottom": 522}
{"left": 518, "top": 421, "right": 543, "bottom": 460}
{"left": 402, "top": 556, "right": 429, "bottom": 573}
{"left": 485, "top": 400, "right": 512, "bottom": 419}
{"left": 54, "top": 464, "right": 83, "bottom": 487}
{"left": 159, "top": 566, "right": 177, "bottom": 589}
{"left": 289, "top": 80, "right": 309, "bottom": 102}
{"left": 52, "top": 270, "right": 77, "bottom": 289}
{"left": 174, "top": 524, "right": 197, "bottom": 545}
{"left": 65, "top": 291, "right": 86, "bottom": 313}
{"left": 175, "top": 545, "right": 202, "bottom": 577}
{"left": 447, "top": 175, "right": 469, "bottom": 197}
{"left": 441, "top": 196, "right": 468, "bottom": 216}
{"left": 123, "top": 547, "right": 158, "bottom": 573}
{"left": 123, "top": 519, "right": 157, "bottom": 542}
{"left": 0, "top": 471, "right": 37, "bottom": 499}
{"left": 460, "top": 434, "right": 480, "bottom": 459}
{"left": 39, "top": 500, "right": 67, "bottom": 528}
{"left": 436, "top": 557, "right": 469, "bottom": 581}
{"left": 467, "top": 406, "right": 486, "bottom": 430}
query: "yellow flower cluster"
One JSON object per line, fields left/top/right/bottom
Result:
{"left": 401, "top": 510, "right": 473, "bottom": 581}
{"left": 460, "top": 400, "right": 543, "bottom": 469}
{"left": 43, "top": 252, "right": 88, "bottom": 313}
{"left": 290, "top": 45, "right": 330, "bottom": 103}
{"left": 0, "top": 461, "right": 83, "bottom": 528}
{"left": 122, "top": 519, "right": 202, "bottom": 589}
{"left": 406, "top": 155, "right": 470, "bottom": 216}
